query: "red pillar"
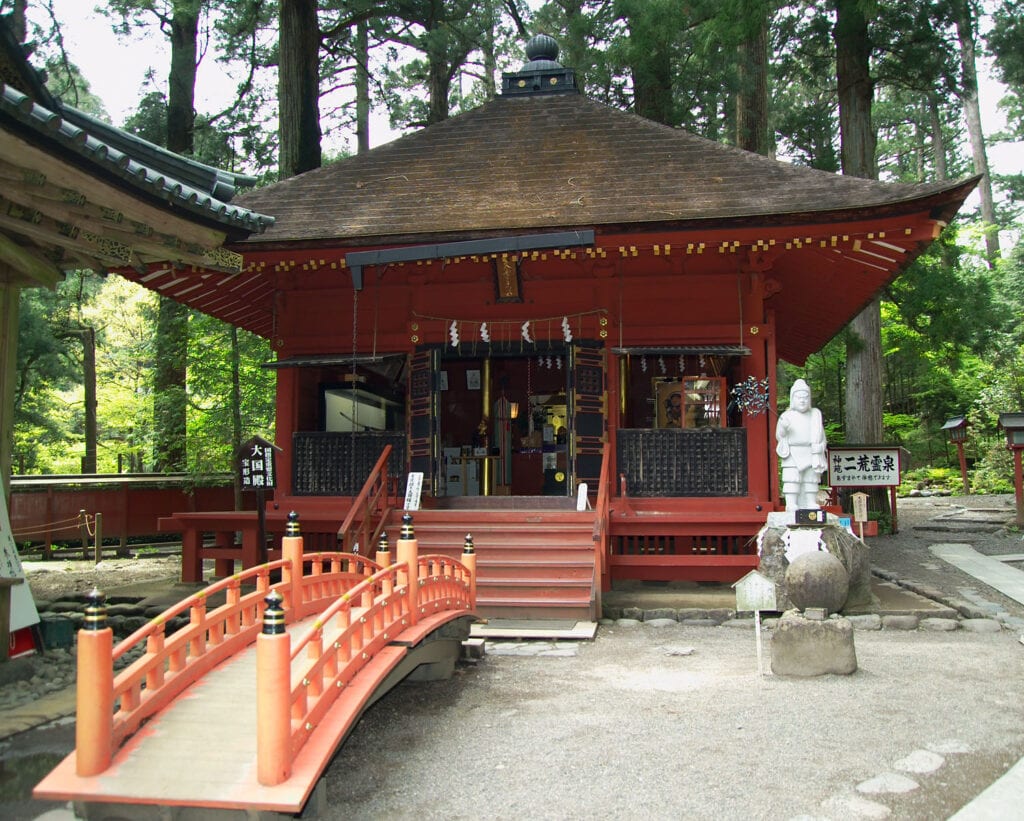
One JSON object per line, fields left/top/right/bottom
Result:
{"left": 1013, "top": 448, "right": 1024, "bottom": 528}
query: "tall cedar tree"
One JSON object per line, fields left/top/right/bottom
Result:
{"left": 105, "top": 0, "right": 204, "bottom": 471}
{"left": 278, "top": 0, "right": 322, "bottom": 177}
{"left": 834, "top": 0, "right": 888, "bottom": 513}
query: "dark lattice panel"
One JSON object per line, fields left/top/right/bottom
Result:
{"left": 292, "top": 432, "right": 407, "bottom": 496}
{"left": 612, "top": 534, "right": 755, "bottom": 556}
{"left": 616, "top": 428, "right": 747, "bottom": 497}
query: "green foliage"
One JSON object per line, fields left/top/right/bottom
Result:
{"left": 186, "top": 313, "right": 276, "bottom": 473}
{"left": 969, "top": 443, "right": 1016, "bottom": 495}
{"left": 899, "top": 465, "right": 961, "bottom": 495}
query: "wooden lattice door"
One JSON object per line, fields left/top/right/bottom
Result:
{"left": 407, "top": 348, "right": 440, "bottom": 495}
{"left": 569, "top": 341, "right": 607, "bottom": 492}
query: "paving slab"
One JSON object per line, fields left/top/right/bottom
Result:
{"left": 931, "top": 543, "right": 1024, "bottom": 606}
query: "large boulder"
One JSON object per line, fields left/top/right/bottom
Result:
{"left": 785, "top": 550, "right": 849, "bottom": 613}
{"left": 771, "top": 611, "right": 858, "bottom": 677}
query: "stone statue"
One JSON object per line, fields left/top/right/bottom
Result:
{"left": 775, "top": 379, "right": 827, "bottom": 510}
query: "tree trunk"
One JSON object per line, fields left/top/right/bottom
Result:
{"left": 426, "top": 56, "right": 453, "bottom": 124}
{"left": 168, "top": 2, "right": 199, "bottom": 154}
{"left": 279, "top": 0, "right": 322, "bottom": 177}
{"left": 736, "top": 1, "right": 771, "bottom": 155}
{"left": 81, "top": 326, "right": 97, "bottom": 474}
{"left": 955, "top": 0, "right": 999, "bottom": 265}
{"left": 10, "top": 0, "right": 26, "bottom": 43}
{"left": 153, "top": 2, "right": 200, "bottom": 476}
{"left": 928, "top": 94, "right": 948, "bottom": 181}
{"left": 834, "top": 0, "right": 886, "bottom": 515}
{"left": 625, "top": 8, "right": 674, "bottom": 125}
{"left": 230, "top": 325, "right": 243, "bottom": 510}
{"left": 834, "top": 0, "right": 877, "bottom": 180}
{"left": 355, "top": 17, "right": 370, "bottom": 154}
{"left": 153, "top": 299, "right": 188, "bottom": 472}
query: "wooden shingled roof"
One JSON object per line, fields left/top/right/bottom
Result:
{"left": 236, "top": 91, "right": 974, "bottom": 249}
{"left": 115, "top": 37, "right": 959, "bottom": 362}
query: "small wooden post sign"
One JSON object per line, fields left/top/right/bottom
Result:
{"left": 237, "top": 436, "right": 281, "bottom": 563}
{"left": 852, "top": 491, "right": 869, "bottom": 540}
{"left": 733, "top": 570, "right": 777, "bottom": 676}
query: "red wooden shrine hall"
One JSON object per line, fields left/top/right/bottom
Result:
{"left": 118, "top": 36, "right": 977, "bottom": 606}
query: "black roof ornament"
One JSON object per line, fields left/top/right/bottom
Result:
{"left": 501, "top": 33, "right": 578, "bottom": 97}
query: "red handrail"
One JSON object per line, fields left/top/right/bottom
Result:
{"left": 337, "top": 445, "right": 396, "bottom": 553}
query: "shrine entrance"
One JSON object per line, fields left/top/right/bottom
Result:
{"left": 408, "top": 344, "right": 606, "bottom": 501}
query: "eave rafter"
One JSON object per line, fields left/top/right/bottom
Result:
{"left": 0, "top": 129, "right": 243, "bottom": 274}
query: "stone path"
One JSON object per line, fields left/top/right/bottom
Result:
{"left": 931, "top": 542, "right": 1024, "bottom": 605}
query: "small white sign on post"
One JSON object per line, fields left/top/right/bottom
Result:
{"left": 404, "top": 472, "right": 424, "bottom": 511}
{"left": 852, "top": 491, "right": 869, "bottom": 540}
{"left": 733, "top": 570, "right": 777, "bottom": 676}
{"left": 576, "top": 482, "right": 589, "bottom": 511}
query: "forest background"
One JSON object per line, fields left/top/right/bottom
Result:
{"left": 3, "top": 0, "right": 1024, "bottom": 497}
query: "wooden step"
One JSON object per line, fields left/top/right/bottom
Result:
{"left": 394, "top": 509, "right": 599, "bottom": 621}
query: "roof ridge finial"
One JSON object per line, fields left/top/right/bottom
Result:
{"left": 525, "top": 33, "right": 559, "bottom": 65}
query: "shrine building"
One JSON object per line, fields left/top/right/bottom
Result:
{"left": 113, "top": 37, "right": 977, "bottom": 618}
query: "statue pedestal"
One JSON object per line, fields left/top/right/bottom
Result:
{"left": 771, "top": 611, "right": 857, "bottom": 677}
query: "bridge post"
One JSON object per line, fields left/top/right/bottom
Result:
{"left": 282, "top": 512, "right": 303, "bottom": 614}
{"left": 376, "top": 531, "right": 392, "bottom": 596}
{"left": 396, "top": 513, "right": 419, "bottom": 625}
{"left": 75, "top": 589, "right": 113, "bottom": 776}
{"left": 257, "top": 590, "right": 292, "bottom": 786}
{"left": 462, "top": 533, "right": 477, "bottom": 606}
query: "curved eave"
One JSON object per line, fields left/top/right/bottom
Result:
{"left": 0, "top": 82, "right": 274, "bottom": 238}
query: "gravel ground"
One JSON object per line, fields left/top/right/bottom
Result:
{"left": 4, "top": 493, "right": 1024, "bottom": 820}
{"left": 326, "top": 624, "right": 1024, "bottom": 821}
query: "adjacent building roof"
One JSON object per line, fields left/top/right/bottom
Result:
{"left": 0, "top": 16, "right": 273, "bottom": 282}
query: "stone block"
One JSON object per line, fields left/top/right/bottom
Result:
{"left": 770, "top": 611, "right": 857, "bottom": 676}
{"left": 706, "top": 608, "right": 736, "bottom": 624}
{"left": 847, "top": 614, "right": 882, "bottom": 631}
{"left": 920, "top": 617, "right": 959, "bottom": 631}
{"left": 785, "top": 550, "right": 848, "bottom": 612}
{"left": 960, "top": 618, "right": 1002, "bottom": 634}
{"left": 461, "top": 637, "right": 486, "bottom": 659}
{"left": 881, "top": 614, "right": 920, "bottom": 630}
{"left": 643, "top": 608, "right": 678, "bottom": 622}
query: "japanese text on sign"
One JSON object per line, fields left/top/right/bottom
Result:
{"left": 827, "top": 446, "right": 901, "bottom": 487}
{"left": 240, "top": 440, "right": 276, "bottom": 490}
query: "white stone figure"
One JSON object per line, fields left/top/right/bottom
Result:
{"left": 775, "top": 379, "right": 827, "bottom": 510}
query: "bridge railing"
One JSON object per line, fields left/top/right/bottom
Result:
{"left": 73, "top": 513, "right": 475, "bottom": 784}
{"left": 73, "top": 514, "right": 381, "bottom": 778}
{"left": 256, "top": 514, "right": 477, "bottom": 786}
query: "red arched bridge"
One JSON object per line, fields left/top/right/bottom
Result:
{"left": 34, "top": 513, "right": 476, "bottom": 817}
